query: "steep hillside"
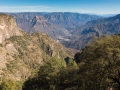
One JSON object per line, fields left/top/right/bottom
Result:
{"left": 8, "top": 12, "right": 44, "bottom": 33}
{"left": 62, "top": 14, "right": 120, "bottom": 50}
{"left": 29, "top": 16, "right": 70, "bottom": 40}
{"left": 74, "top": 35, "right": 120, "bottom": 90}
{"left": 0, "top": 14, "right": 22, "bottom": 43}
{"left": 44, "top": 12, "right": 101, "bottom": 30}
{"left": 6, "top": 12, "right": 101, "bottom": 41}
{"left": 6, "top": 12, "right": 101, "bottom": 50}
{"left": 9, "top": 12, "right": 101, "bottom": 32}
{"left": 0, "top": 14, "right": 74, "bottom": 82}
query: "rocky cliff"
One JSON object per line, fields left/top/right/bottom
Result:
{"left": 0, "top": 14, "right": 22, "bottom": 43}
{"left": 62, "top": 14, "right": 120, "bottom": 50}
{"left": 29, "top": 16, "right": 70, "bottom": 40}
{"left": 0, "top": 14, "right": 74, "bottom": 81}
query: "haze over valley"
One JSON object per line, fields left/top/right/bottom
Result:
{"left": 7, "top": 12, "right": 120, "bottom": 50}
{"left": 0, "top": 0, "right": 120, "bottom": 90}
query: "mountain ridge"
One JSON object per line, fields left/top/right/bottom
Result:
{"left": 0, "top": 14, "right": 22, "bottom": 43}
{"left": 5, "top": 12, "right": 102, "bottom": 49}
{"left": 63, "top": 14, "right": 120, "bottom": 50}
{"left": 0, "top": 14, "right": 74, "bottom": 82}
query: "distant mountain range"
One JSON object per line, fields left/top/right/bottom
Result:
{"left": 5, "top": 12, "right": 120, "bottom": 50}
{"left": 1, "top": 12, "right": 120, "bottom": 80}
{"left": 100, "top": 14, "right": 116, "bottom": 17}
{"left": 0, "top": 14, "right": 74, "bottom": 81}
{"left": 62, "top": 14, "right": 120, "bottom": 50}
{"left": 9, "top": 12, "right": 101, "bottom": 32}
{"left": 6, "top": 12, "right": 101, "bottom": 47}
{"left": 1, "top": 12, "right": 120, "bottom": 90}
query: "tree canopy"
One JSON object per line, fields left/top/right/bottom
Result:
{"left": 22, "top": 57, "right": 78, "bottom": 90}
{"left": 77, "top": 35, "right": 120, "bottom": 90}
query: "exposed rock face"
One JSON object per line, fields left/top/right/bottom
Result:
{"left": 62, "top": 14, "right": 120, "bottom": 50}
{"left": 0, "top": 14, "right": 75, "bottom": 81}
{"left": 0, "top": 14, "right": 22, "bottom": 43}
{"left": 6, "top": 12, "right": 101, "bottom": 50}
{"left": 6, "top": 12, "right": 120, "bottom": 51}
{"left": 9, "top": 12, "right": 101, "bottom": 32}
{"left": 0, "top": 32, "right": 74, "bottom": 81}
{"left": 29, "top": 16, "right": 70, "bottom": 40}
{"left": 44, "top": 12, "right": 102, "bottom": 30}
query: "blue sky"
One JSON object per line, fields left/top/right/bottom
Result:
{"left": 0, "top": 0, "right": 120, "bottom": 14}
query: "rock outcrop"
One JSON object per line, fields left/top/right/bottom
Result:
{"left": 0, "top": 14, "right": 74, "bottom": 81}
{"left": 0, "top": 14, "right": 22, "bottom": 43}
{"left": 29, "top": 16, "right": 70, "bottom": 40}
{"left": 62, "top": 14, "right": 120, "bottom": 50}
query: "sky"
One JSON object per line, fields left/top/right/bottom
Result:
{"left": 0, "top": 0, "right": 120, "bottom": 15}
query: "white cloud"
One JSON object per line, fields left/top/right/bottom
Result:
{"left": 0, "top": 6, "right": 51, "bottom": 9}
{"left": 71, "top": 9, "right": 96, "bottom": 14}
{"left": 0, "top": 6, "right": 52, "bottom": 12}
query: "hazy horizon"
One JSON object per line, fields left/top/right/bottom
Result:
{"left": 0, "top": 0, "right": 120, "bottom": 15}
